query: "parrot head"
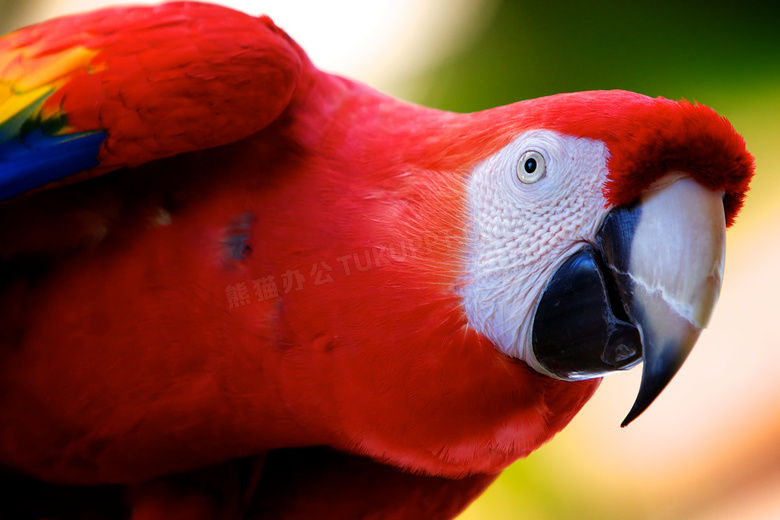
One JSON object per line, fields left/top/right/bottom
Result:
{"left": 458, "top": 90, "right": 752, "bottom": 426}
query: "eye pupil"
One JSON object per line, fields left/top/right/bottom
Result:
{"left": 517, "top": 150, "right": 546, "bottom": 184}
{"left": 524, "top": 158, "right": 537, "bottom": 173}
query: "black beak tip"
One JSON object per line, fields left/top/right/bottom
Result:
{"left": 620, "top": 352, "right": 683, "bottom": 427}
{"left": 621, "top": 384, "right": 664, "bottom": 428}
{"left": 621, "top": 399, "right": 649, "bottom": 428}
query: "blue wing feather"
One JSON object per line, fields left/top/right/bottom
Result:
{"left": 0, "top": 129, "right": 106, "bottom": 200}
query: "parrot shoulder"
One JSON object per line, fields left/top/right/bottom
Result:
{"left": 0, "top": 2, "right": 310, "bottom": 201}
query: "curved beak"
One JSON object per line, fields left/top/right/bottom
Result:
{"left": 532, "top": 174, "right": 726, "bottom": 426}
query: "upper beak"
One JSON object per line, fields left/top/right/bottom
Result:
{"left": 531, "top": 174, "right": 726, "bottom": 426}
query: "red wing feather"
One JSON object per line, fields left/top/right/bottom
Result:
{"left": 0, "top": 2, "right": 306, "bottom": 198}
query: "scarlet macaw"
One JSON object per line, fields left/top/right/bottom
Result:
{"left": 0, "top": 2, "right": 754, "bottom": 519}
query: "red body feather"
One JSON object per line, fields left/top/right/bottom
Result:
{"left": 0, "top": 2, "right": 753, "bottom": 518}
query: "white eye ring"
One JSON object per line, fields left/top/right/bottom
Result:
{"left": 517, "top": 150, "right": 546, "bottom": 184}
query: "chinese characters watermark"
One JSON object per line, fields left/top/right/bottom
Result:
{"left": 225, "top": 235, "right": 460, "bottom": 309}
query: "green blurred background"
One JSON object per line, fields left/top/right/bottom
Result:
{"left": 2, "top": 1, "right": 779, "bottom": 518}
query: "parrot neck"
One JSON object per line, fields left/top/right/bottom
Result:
{"left": 227, "top": 82, "right": 605, "bottom": 478}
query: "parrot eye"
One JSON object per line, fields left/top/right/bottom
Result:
{"left": 517, "top": 151, "right": 546, "bottom": 184}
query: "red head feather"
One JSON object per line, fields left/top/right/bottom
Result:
{"left": 473, "top": 90, "right": 754, "bottom": 225}
{"left": 370, "top": 90, "right": 753, "bottom": 226}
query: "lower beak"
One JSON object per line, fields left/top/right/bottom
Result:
{"left": 531, "top": 174, "right": 726, "bottom": 426}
